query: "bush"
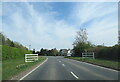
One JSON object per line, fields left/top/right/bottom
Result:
{"left": 87, "top": 45, "right": 119, "bottom": 61}
{"left": 73, "top": 42, "right": 94, "bottom": 57}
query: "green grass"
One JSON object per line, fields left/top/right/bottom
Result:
{"left": 0, "top": 45, "right": 2, "bottom": 81}
{"left": 65, "top": 57, "right": 120, "bottom": 70}
{"left": 0, "top": 61, "right": 2, "bottom": 81}
{"left": 2, "top": 45, "right": 31, "bottom": 60}
{"left": 3, "top": 56, "right": 46, "bottom": 80}
{"left": 1, "top": 45, "right": 45, "bottom": 80}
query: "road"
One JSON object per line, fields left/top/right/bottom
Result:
{"left": 22, "top": 56, "right": 119, "bottom": 80}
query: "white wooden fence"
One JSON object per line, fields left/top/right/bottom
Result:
{"left": 25, "top": 54, "right": 38, "bottom": 62}
{"left": 82, "top": 52, "right": 94, "bottom": 59}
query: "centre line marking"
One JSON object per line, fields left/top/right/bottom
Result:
{"left": 62, "top": 64, "right": 65, "bottom": 66}
{"left": 59, "top": 61, "right": 61, "bottom": 63}
{"left": 71, "top": 72, "right": 79, "bottom": 79}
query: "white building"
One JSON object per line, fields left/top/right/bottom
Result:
{"left": 67, "top": 50, "right": 71, "bottom": 57}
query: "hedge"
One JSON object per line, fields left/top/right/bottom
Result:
{"left": 87, "top": 45, "right": 119, "bottom": 61}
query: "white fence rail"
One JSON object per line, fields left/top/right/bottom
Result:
{"left": 82, "top": 52, "right": 94, "bottom": 59}
{"left": 25, "top": 54, "right": 38, "bottom": 62}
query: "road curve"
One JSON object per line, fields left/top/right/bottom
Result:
{"left": 22, "top": 56, "right": 119, "bottom": 80}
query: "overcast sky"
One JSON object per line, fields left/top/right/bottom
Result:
{"left": 2, "top": 2, "right": 118, "bottom": 50}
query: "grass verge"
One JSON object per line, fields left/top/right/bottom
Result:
{"left": 3, "top": 56, "right": 46, "bottom": 80}
{"left": 65, "top": 57, "right": 120, "bottom": 71}
{"left": 0, "top": 61, "right": 2, "bottom": 81}
{"left": 2, "top": 45, "right": 31, "bottom": 60}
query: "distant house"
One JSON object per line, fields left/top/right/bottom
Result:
{"left": 67, "top": 50, "right": 71, "bottom": 56}
{"left": 67, "top": 49, "right": 74, "bottom": 57}
{"left": 59, "top": 49, "right": 74, "bottom": 56}
{"left": 60, "top": 49, "right": 68, "bottom": 56}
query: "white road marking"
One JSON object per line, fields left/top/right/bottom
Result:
{"left": 81, "top": 61, "right": 118, "bottom": 72}
{"left": 19, "top": 58, "right": 48, "bottom": 80}
{"left": 59, "top": 61, "right": 61, "bottom": 63}
{"left": 62, "top": 64, "right": 65, "bottom": 66}
{"left": 71, "top": 72, "right": 79, "bottom": 79}
{"left": 68, "top": 58, "right": 118, "bottom": 72}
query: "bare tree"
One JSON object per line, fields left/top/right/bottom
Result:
{"left": 73, "top": 28, "right": 88, "bottom": 46}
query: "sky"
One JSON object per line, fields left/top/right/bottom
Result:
{"left": 1, "top": 2, "right": 118, "bottom": 50}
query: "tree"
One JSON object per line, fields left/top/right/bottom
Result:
{"left": 52, "top": 48, "right": 58, "bottom": 56}
{"left": 36, "top": 51, "right": 40, "bottom": 55}
{"left": 0, "top": 33, "right": 5, "bottom": 45}
{"left": 33, "top": 49, "right": 35, "bottom": 54}
{"left": 39, "top": 48, "right": 44, "bottom": 56}
{"left": 73, "top": 28, "right": 88, "bottom": 45}
{"left": 6, "top": 38, "right": 12, "bottom": 46}
{"left": 73, "top": 28, "right": 93, "bottom": 57}
{"left": 39, "top": 48, "right": 48, "bottom": 56}
{"left": 10, "top": 41, "right": 14, "bottom": 47}
{"left": 39, "top": 48, "right": 59, "bottom": 56}
{"left": 0, "top": 33, "right": 28, "bottom": 50}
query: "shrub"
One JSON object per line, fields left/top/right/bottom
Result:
{"left": 87, "top": 45, "right": 119, "bottom": 61}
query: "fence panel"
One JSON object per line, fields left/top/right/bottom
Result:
{"left": 25, "top": 54, "right": 38, "bottom": 62}
{"left": 82, "top": 52, "right": 94, "bottom": 59}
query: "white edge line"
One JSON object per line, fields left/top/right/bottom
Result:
{"left": 81, "top": 61, "right": 119, "bottom": 72}
{"left": 19, "top": 58, "right": 48, "bottom": 80}
{"left": 71, "top": 72, "right": 79, "bottom": 79}
{"left": 68, "top": 59, "right": 118, "bottom": 72}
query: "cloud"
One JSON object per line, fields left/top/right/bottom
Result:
{"left": 72, "top": 2, "right": 118, "bottom": 46}
{"left": 2, "top": 2, "right": 118, "bottom": 51}
{"left": 2, "top": 2, "right": 77, "bottom": 50}
{"left": 0, "top": 3, "right": 2, "bottom": 32}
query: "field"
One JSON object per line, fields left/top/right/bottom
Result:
{"left": 65, "top": 57, "right": 120, "bottom": 71}
{"left": 3, "top": 56, "right": 46, "bottom": 80}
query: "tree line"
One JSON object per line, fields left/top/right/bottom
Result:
{"left": 0, "top": 32, "right": 31, "bottom": 60}
{"left": 1, "top": 29, "right": 119, "bottom": 61}
{"left": 72, "top": 28, "right": 120, "bottom": 61}
{"left": 0, "top": 32, "right": 28, "bottom": 50}
{"left": 35, "top": 48, "right": 59, "bottom": 56}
